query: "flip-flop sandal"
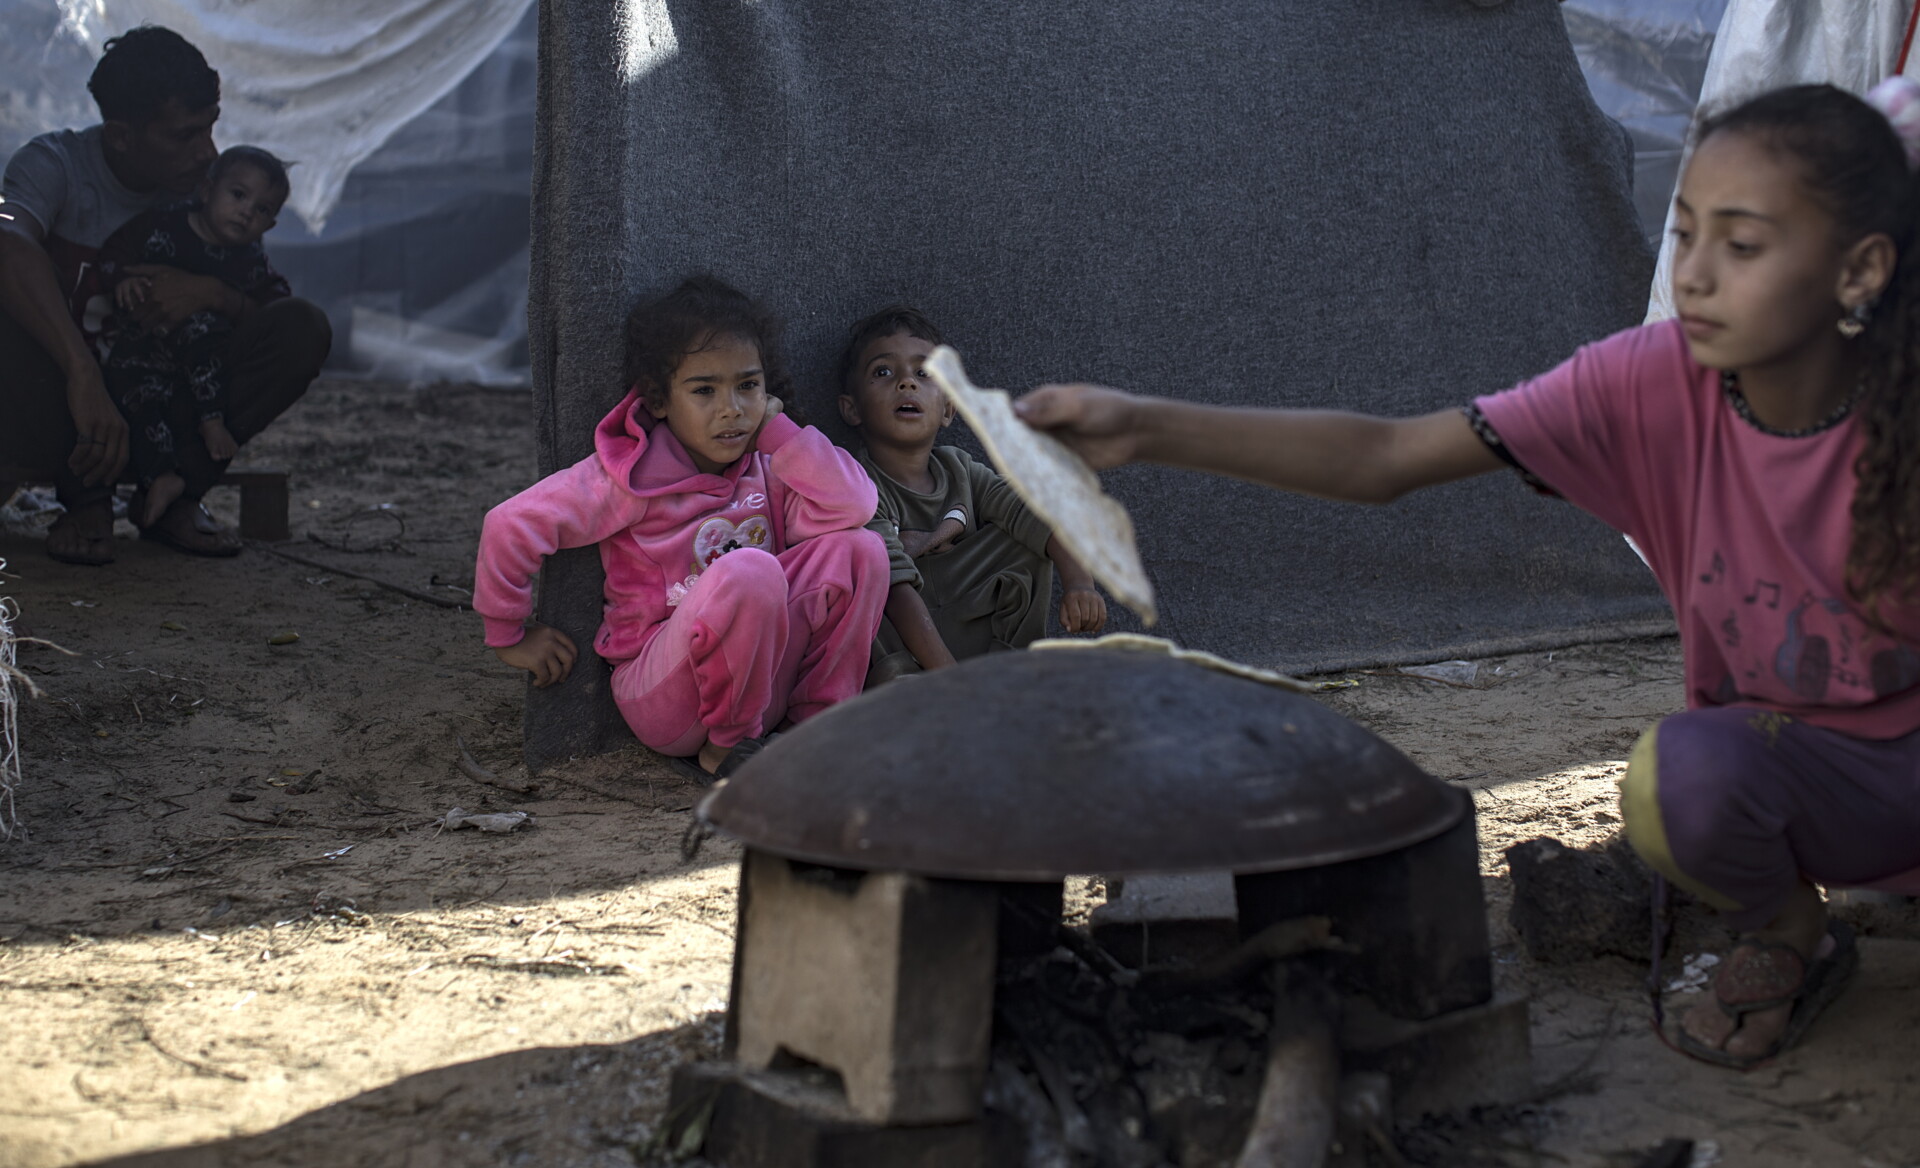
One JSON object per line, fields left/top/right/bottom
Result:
{"left": 713, "top": 732, "right": 780, "bottom": 780}
{"left": 1676, "top": 920, "right": 1858, "bottom": 1069}
{"left": 665, "top": 755, "right": 712, "bottom": 783}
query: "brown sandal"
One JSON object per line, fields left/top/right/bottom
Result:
{"left": 1674, "top": 921, "right": 1857, "bottom": 1069}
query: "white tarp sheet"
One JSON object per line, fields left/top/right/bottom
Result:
{"left": 3, "top": 0, "right": 535, "bottom": 384}
{"left": 47, "top": 0, "right": 531, "bottom": 231}
{"left": 1646, "top": 0, "right": 1919, "bottom": 319}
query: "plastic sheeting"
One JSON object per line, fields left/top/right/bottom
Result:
{"left": 1645, "top": 0, "right": 1919, "bottom": 320}
{"left": 1, "top": 0, "right": 534, "bottom": 383}
{"left": 1563, "top": 1, "right": 1730, "bottom": 244}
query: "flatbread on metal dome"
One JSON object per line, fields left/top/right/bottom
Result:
{"left": 1032, "top": 632, "right": 1312, "bottom": 692}
{"left": 923, "top": 345, "right": 1157, "bottom": 626}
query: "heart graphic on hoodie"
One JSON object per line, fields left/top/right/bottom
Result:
{"left": 691, "top": 513, "right": 771, "bottom": 572}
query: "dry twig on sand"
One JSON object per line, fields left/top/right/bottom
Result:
{"left": 456, "top": 734, "right": 537, "bottom": 794}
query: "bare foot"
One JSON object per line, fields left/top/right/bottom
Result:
{"left": 46, "top": 499, "right": 115, "bottom": 566}
{"left": 139, "top": 474, "right": 186, "bottom": 528}
{"left": 143, "top": 497, "right": 242, "bottom": 557}
{"left": 199, "top": 419, "right": 238, "bottom": 461}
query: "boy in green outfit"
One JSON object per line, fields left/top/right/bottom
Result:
{"left": 838, "top": 306, "right": 1105, "bottom": 679}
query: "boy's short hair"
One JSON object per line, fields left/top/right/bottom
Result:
{"left": 838, "top": 305, "right": 944, "bottom": 393}
{"left": 210, "top": 145, "right": 292, "bottom": 200}
{"left": 622, "top": 274, "right": 793, "bottom": 414}
{"left": 89, "top": 26, "right": 220, "bottom": 125}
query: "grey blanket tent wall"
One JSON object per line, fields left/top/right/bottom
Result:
{"left": 525, "top": 0, "right": 1663, "bottom": 770}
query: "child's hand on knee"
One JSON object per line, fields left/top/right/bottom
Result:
{"left": 199, "top": 418, "right": 239, "bottom": 461}
{"left": 900, "top": 517, "right": 966, "bottom": 559}
{"left": 1061, "top": 587, "right": 1107, "bottom": 634}
{"left": 494, "top": 622, "right": 577, "bottom": 687}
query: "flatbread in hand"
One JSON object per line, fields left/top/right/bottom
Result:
{"left": 924, "top": 346, "right": 1157, "bottom": 625}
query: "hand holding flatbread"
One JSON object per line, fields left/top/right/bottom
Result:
{"left": 923, "top": 346, "right": 1157, "bottom": 626}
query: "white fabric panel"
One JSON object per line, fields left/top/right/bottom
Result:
{"left": 1646, "top": 0, "right": 1916, "bottom": 321}
{"left": 54, "top": 0, "right": 533, "bottom": 231}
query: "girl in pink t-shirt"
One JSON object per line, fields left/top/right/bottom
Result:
{"left": 474, "top": 276, "right": 887, "bottom": 778}
{"left": 1018, "top": 82, "right": 1920, "bottom": 1069}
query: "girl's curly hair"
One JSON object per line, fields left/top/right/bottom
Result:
{"left": 621, "top": 275, "right": 793, "bottom": 416}
{"left": 1699, "top": 85, "right": 1920, "bottom": 626}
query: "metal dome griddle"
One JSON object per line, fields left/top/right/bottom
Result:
{"left": 698, "top": 649, "right": 1465, "bottom": 881}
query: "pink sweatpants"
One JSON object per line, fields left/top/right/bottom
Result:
{"left": 612, "top": 529, "right": 887, "bottom": 756}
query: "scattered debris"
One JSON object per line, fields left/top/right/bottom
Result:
{"left": 267, "top": 631, "right": 301, "bottom": 645}
{"left": 1398, "top": 659, "right": 1479, "bottom": 686}
{"left": 1665, "top": 952, "right": 1721, "bottom": 994}
{"left": 440, "top": 806, "right": 532, "bottom": 834}
{"left": 455, "top": 735, "right": 536, "bottom": 793}
{"left": 252, "top": 541, "right": 472, "bottom": 610}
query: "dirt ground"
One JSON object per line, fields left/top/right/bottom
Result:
{"left": 1, "top": 378, "right": 1917, "bottom": 1168}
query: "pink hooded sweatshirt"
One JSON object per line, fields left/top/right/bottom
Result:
{"left": 474, "top": 392, "right": 879, "bottom": 664}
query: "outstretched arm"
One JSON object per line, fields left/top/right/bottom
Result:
{"left": 1013, "top": 384, "right": 1503, "bottom": 504}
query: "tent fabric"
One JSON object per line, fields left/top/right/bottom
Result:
{"left": 1646, "top": 0, "right": 1918, "bottom": 321}
{"left": 525, "top": 0, "right": 1666, "bottom": 766}
{"left": 2, "top": 0, "right": 536, "bottom": 383}
{"left": 0, "top": 1, "right": 1704, "bottom": 388}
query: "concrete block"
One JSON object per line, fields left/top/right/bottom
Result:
{"left": 1236, "top": 799, "right": 1492, "bottom": 1020}
{"left": 223, "top": 466, "right": 289, "bottom": 542}
{"left": 667, "top": 1061, "right": 1017, "bottom": 1168}
{"left": 1090, "top": 871, "right": 1238, "bottom": 968}
{"left": 1340, "top": 994, "right": 1532, "bottom": 1120}
{"left": 731, "top": 851, "right": 999, "bottom": 1125}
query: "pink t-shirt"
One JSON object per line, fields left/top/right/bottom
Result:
{"left": 1475, "top": 319, "right": 1920, "bottom": 739}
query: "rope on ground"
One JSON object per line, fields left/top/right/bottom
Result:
{"left": 0, "top": 558, "right": 76, "bottom": 843}
{"left": 0, "top": 573, "right": 21, "bottom": 843}
{"left": 249, "top": 541, "right": 471, "bottom": 610}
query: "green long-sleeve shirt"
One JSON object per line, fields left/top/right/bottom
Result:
{"left": 858, "top": 446, "right": 1053, "bottom": 590}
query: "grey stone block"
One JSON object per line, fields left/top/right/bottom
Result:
{"left": 731, "top": 852, "right": 999, "bottom": 1125}
{"left": 1090, "top": 871, "right": 1239, "bottom": 968}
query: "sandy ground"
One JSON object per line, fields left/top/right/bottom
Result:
{"left": 0, "top": 378, "right": 1916, "bottom": 1168}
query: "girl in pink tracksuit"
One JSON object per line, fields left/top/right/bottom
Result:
{"left": 474, "top": 276, "right": 888, "bottom": 777}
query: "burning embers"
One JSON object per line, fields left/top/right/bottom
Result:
{"left": 667, "top": 650, "right": 1530, "bottom": 1167}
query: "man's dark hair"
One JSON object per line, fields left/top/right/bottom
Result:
{"left": 622, "top": 275, "right": 792, "bottom": 414}
{"left": 209, "top": 145, "right": 292, "bottom": 199}
{"left": 838, "top": 305, "right": 944, "bottom": 392}
{"left": 88, "top": 26, "right": 220, "bottom": 124}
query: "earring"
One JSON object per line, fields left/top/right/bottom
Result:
{"left": 1838, "top": 301, "right": 1873, "bottom": 339}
